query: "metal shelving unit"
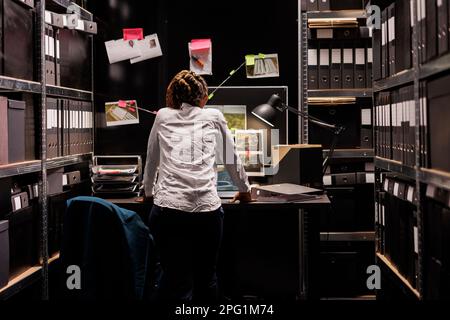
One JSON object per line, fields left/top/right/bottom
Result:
{"left": 373, "top": 69, "right": 414, "bottom": 92}
{"left": 0, "top": 0, "right": 95, "bottom": 299}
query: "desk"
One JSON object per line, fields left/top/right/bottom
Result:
{"left": 107, "top": 195, "right": 330, "bottom": 300}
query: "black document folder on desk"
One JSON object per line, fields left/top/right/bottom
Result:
{"left": 354, "top": 47, "right": 366, "bottom": 88}
{"left": 330, "top": 46, "right": 342, "bottom": 89}
{"left": 342, "top": 47, "right": 354, "bottom": 89}
{"left": 251, "top": 183, "right": 322, "bottom": 203}
{"left": 308, "top": 45, "right": 319, "bottom": 89}
{"left": 319, "top": 46, "right": 330, "bottom": 89}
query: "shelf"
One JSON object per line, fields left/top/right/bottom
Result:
{"left": 419, "top": 168, "right": 450, "bottom": 191}
{"left": 308, "top": 89, "right": 372, "bottom": 98}
{"left": 376, "top": 253, "right": 421, "bottom": 299}
{"left": 0, "top": 154, "right": 92, "bottom": 179}
{"left": 0, "top": 253, "right": 60, "bottom": 300}
{"left": 374, "top": 157, "right": 416, "bottom": 180}
{"left": 420, "top": 52, "right": 450, "bottom": 80}
{"left": 0, "top": 266, "right": 42, "bottom": 300}
{"left": 0, "top": 75, "right": 42, "bottom": 94}
{"left": 47, "top": 153, "right": 93, "bottom": 171}
{"left": 325, "top": 148, "right": 374, "bottom": 159}
{"left": 307, "top": 10, "right": 367, "bottom": 19}
{"left": 320, "top": 231, "right": 375, "bottom": 242}
{"left": 46, "top": 85, "right": 93, "bottom": 101}
{"left": 373, "top": 69, "right": 414, "bottom": 92}
{"left": 48, "top": 0, "right": 93, "bottom": 21}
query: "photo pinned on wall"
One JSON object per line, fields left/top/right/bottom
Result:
{"left": 104, "top": 31, "right": 163, "bottom": 64}
{"left": 235, "top": 129, "right": 265, "bottom": 176}
{"left": 188, "top": 39, "right": 212, "bottom": 75}
{"left": 105, "top": 100, "right": 140, "bottom": 127}
{"left": 245, "top": 53, "right": 280, "bottom": 78}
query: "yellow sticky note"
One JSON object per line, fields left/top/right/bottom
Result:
{"left": 245, "top": 54, "right": 255, "bottom": 66}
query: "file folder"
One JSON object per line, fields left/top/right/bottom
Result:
{"left": 367, "top": 47, "right": 373, "bottom": 87}
{"left": 7, "top": 99, "right": 26, "bottom": 163}
{"left": 3, "top": 0, "right": 34, "bottom": 80}
{"left": 55, "top": 29, "right": 61, "bottom": 86}
{"left": 396, "top": 0, "right": 412, "bottom": 72}
{"left": 360, "top": 108, "right": 373, "bottom": 148}
{"left": 306, "top": 0, "right": 318, "bottom": 11}
{"left": 437, "top": 0, "right": 449, "bottom": 55}
{"left": 387, "top": 3, "right": 396, "bottom": 76}
{"left": 318, "top": 0, "right": 330, "bottom": 11}
{"left": 354, "top": 48, "right": 366, "bottom": 88}
{"left": 419, "top": 0, "right": 427, "bottom": 63}
{"left": 319, "top": 46, "right": 330, "bottom": 89}
{"left": 381, "top": 9, "right": 388, "bottom": 79}
{"left": 46, "top": 98, "right": 58, "bottom": 159}
{"left": 308, "top": 46, "right": 319, "bottom": 89}
{"left": 426, "top": 0, "right": 438, "bottom": 62}
{"left": 0, "top": 97, "right": 8, "bottom": 165}
{"left": 342, "top": 47, "right": 354, "bottom": 89}
{"left": 62, "top": 99, "right": 70, "bottom": 156}
{"left": 45, "top": 25, "right": 56, "bottom": 85}
{"left": 57, "top": 99, "right": 63, "bottom": 157}
{"left": 330, "top": 46, "right": 342, "bottom": 89}
{"left": 373, "top": 21, "right": 382, "bottom": 81}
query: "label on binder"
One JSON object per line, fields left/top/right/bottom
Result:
{"left": 414, "top": 226, "right": 419, "bottom": 254}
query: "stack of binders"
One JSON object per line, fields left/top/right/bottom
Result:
{"left": 374, "top": 84, "right": 416, "bottom": 166}
{"left": 376, "top": 174, "right": 419, "bottom": 288}
{"left": 308, "top": 42, "right": 372, "bottom": 90}
{"left": 46, "top": 98, "right": 94, "bottom": 159}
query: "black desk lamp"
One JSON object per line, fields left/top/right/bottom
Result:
{"left": 252, "top": 94, "right": 346, "bottom": 175}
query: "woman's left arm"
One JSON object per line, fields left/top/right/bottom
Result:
{"left": 143, "top": 115, "right": 161, "bottom": 197}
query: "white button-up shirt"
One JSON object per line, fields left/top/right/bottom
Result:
{"left": 144, "top": 103, "right": 250, "bottom": 212}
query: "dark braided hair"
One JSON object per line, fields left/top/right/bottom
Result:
{"left": 166, "top": 70, "right": 208, "bottom": 109}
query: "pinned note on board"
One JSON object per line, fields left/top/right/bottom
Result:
{"left": 123, "top": 28, "right": 144, "bottom": 40}
{"left": 245, "top": 53, "right": 280, "bottom": 78}
{"left": 105, "top": 33, "right": 163, "bottom": 64}
{"left": 105, "top": 100, "right": 140, "bottom": 127}
{"left": 189, "top": 38, "right": 212, "bottom": 75}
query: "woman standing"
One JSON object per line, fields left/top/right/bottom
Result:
{"left": 144, "top": 70, "right": 252, "bottom": 301}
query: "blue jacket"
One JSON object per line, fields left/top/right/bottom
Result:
{"left": 60, "top": 196, "right": 156, "bottom": 299}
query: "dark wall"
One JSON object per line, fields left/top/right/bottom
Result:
{"left": 91, "top": 0, "right": 299, "bottom": 160}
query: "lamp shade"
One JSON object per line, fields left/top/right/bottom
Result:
{"left": 251, "top": 94, "right": 283, "bottom": 127}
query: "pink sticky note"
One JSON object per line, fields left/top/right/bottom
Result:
{"left": 190, "top": 39, "right": 211, "bottom": 51}
{"left": 123, "top": 28, "right": 144, "bottom": 40}
{"left": 118, "top": 100, "right": 127, "bottom": 108}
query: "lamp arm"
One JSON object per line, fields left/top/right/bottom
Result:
{"left": 282, "top": 104, "right": 344, "bottom": 134}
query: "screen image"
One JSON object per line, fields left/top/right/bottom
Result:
{"left": 206, "top": 105, "right": 247, "bottom": 133}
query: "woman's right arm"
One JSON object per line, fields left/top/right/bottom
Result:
{"left": 143, "top": 114, "right": 161, "bottom": 197}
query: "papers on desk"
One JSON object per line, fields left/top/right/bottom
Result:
{"left": 251, "top": 183, "right": 322, "bottom": 202}
{"left": 105, "top": 33, "right": 163, "bottom": 64}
